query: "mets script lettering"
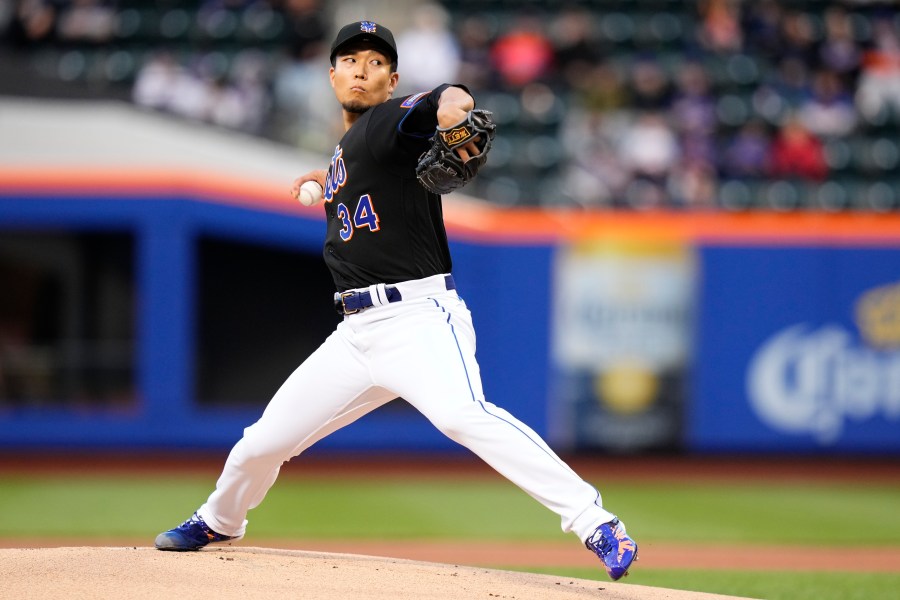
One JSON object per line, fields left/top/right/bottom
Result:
{"left": 324, "top": 145, "right": 347, "bottom": 202}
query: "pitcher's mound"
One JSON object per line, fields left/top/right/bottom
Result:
{"left": 1, "top": 546, "right": 751, "bottom": 600}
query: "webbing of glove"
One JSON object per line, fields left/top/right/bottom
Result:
{"left": 416, "top": 109, "right": 496, "bottom": 195}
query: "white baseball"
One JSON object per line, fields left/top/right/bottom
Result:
{"left": 298, "top": 180, "right": 324, "bottom": 206}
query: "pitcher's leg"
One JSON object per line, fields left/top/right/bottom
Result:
{"left": 198, "top": 329, "right": 393, "bottom": 537}
{"left": 373, "top": 296, "right": 614, "bottom": 541}
{"left": 410, "top": 394, "right": 615, "bottom": 540}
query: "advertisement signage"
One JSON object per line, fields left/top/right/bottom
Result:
{"left": 550, "top": 240, "right": 695, "bottom": 451}
{"left": 692, "top": 247, "right": 900, "bottom": 452}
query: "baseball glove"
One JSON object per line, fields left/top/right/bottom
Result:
{"left": 416, "top": 109, "right": 496, "bottom": 195}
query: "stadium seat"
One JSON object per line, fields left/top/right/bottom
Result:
{"left": 718, "top": 180, "right": 755, "bottom": 211}
{"left": 823, "top": 138, "right": 853, "bottom": 173}
{"left": 812, "top": 180, "right": 852, "bottom": 211}
{"left": 861, "top": 181, "right": 898, "bottom": 211}
{"left": 760, "top": 180, "right": 806, "bottom": 211}
{"left": 159, "top": 9, "right": 192, "bottom": 41}
{"left": 716, "top": 93, "right": 751, "bottom": 127}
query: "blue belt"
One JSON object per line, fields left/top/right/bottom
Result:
{"left": 334, "top": 275, "right": 456, "bottom": 315}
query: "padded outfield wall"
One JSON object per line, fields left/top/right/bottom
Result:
{"left": 2, "top": 168, "right": 899, "bottom": 455}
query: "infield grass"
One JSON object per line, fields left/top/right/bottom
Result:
{"left": 1, "top": 473, "right": 898, "bottom": 600}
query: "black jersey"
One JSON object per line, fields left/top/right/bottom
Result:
{"left": 322, "top": 84, "right": 455, "bottom": 292}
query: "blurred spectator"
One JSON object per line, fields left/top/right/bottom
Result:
{"left": 817, "top": 5, "right": 862, "bottom": 85}
{"left": 490, "top": 14, "right": 554, "bottom": 88}
{"left": 223, "top": 49, "right": 271, "bottom": 133}
{"left": 569, "top": 61, "right": 627, "bottom": 114}
{"left": 559, "top": 109, "right": 629, "bottom": 207}
{"left": 282, "top": 0, "right": 327, "bottom": 62}
{"left": 767, "top": 114, "right": 829, "bottom": 181}
{"left": 454, "top": 15, "right": 493, "bottom": 92}
{"left": 133, "top": 49, "right": 270, "bottom": 134}
{"left": 779, "top": 9, "right": 819, "bottom": 66}
{"left": 56, "top": 0, "right": 114, "bottom": 44}
{"left": 551, "top": 5, "right": 603, "bottom": 90}
{"left": 271, "top": 0, "right": 332, "bottom": 149}
{"left": 272, "top": 41, "right": 338, "bottom": 152}
{"left": 741, "top": 0, "right": 783, "bottom": 61}
{"left": 207, "top": 76, "right": 247, "bottom": 129}
{"left": 672, "top": 61, "right": 718, "bottom": 136}
{"left": 774, "top": 56, "right": 814, "bottom": 107}
{"left": 625, "top": 56, "right": 674, "bottom": 111}
{"left": 671, "top": 61, "right": 718, "bottom": 167}
{"left": 799, "top": 68, "right": 858, "bottom": 137}
{"left": 395, "top": 3, "right": 460, "bottom": 94}
{"left": 132, "top": 51, "right": 184, "bottom": 111}
{"left": 680, "top": 132, "right": 718, "bottom": 173}
{"left": 519, "top": 82, "right": 562, "bottom": 125}
{"left": 720, "top": 119, "right": 771, "bottom": 179}
{"left": 9, "top": 0, "right": 900, "bottom": 210}
{"left": 697, "top": 0, "right": 743, "bottom": 54}
{"left": 752, "top": 56, "right": 813, "bottom": 124}
{"left": 669, "top": 159, "right": 719, "bottom": 209}
{"left": 8, "top": 0, "right": 58, "bottom": 46}
{"left": 855, "top": 16, "right": 900, "bottom": 123}
{"left": 618, "top": 111, "right": 680, "bottom": 206}
{"left": 165, "top": 57, "right": 216, "bottom": 122}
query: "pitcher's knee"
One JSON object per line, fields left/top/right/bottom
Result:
{"left": 428, "top": 403, "right": 483, "bottom": 443}
{"left": 233, "top": 426, "right": 295, "bottom": 466}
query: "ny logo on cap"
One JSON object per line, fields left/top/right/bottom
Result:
{"left": 360, "top": 21, "right": 377, "bottom": 33}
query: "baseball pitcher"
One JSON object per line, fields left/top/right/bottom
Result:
{"left": 155, "top": 20, "right": 637, "bottom": 581}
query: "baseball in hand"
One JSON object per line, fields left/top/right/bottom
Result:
{"left": 297, "top": 180, "right": 324, "bottom": 206}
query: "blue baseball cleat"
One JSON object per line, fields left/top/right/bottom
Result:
{"left": 585, "top": 518, "right": 638, "bottom": 581}
{"left": 155, "top": 512, "right": 241, "bottom": 551}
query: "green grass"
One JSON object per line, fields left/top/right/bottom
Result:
{"left": 614, "top": 481, "right": 900, "bottom": 545}
{"left": 2, "top": 475, "right": 898, "bottom": 544}
{"left": 1, "top": 473, "right": 898, "bottom": 599}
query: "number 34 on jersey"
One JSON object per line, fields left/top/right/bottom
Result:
{"left": 336, "top": 194, "right": 380, "bottom": 241}
{"left": 324, "top": 144, "right": 382, "bottom": 242}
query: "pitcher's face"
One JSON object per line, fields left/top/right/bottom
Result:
{"left": 330, "top": 45, "right": 398, "bottom": 114}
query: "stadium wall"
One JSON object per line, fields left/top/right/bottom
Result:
{"left": 3, "top": 174, "right": 899, "bottom": 454}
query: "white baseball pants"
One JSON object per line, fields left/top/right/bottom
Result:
{"left": 198, "top": 273, "right": 615, "bottom": 543}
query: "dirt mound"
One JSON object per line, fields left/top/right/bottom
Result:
{"left": 1, "top": 546, "right": 751, "bottom": 600}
